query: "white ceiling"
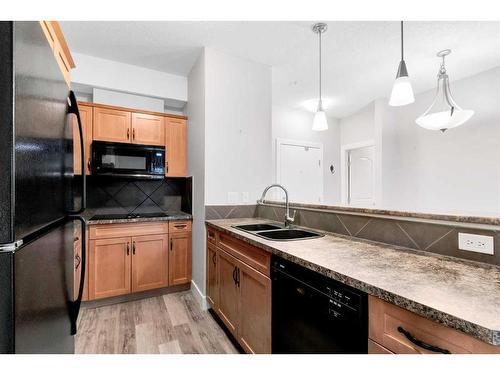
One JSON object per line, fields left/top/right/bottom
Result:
{"left": 61, "top": 21, "right": 500, "bottom": 118}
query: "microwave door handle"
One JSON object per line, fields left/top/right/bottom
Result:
{"left": 67, "top": 91, "right": 86, "bottom": 214}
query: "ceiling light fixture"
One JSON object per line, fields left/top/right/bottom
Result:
{"left": 312, "top": 23, "right": 328, "bottom": 131}
{"left": 416, "top": 49, "right": 474, "bottom": 132}
{"left": 389, "top": 21, "right": 415, "bottom": 107}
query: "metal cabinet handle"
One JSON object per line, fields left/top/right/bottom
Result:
{"left": 232, "top": 267, "right": 237, "bottom": 285}
{"left": 397, "top": 326, "right": 451, "bottom": 354}
{"left": 127, "top": 128, "right": 130, "bottom": 139}
{"left": 126, "top": 242, "right": 130, "bottom": 256}
{"left": 132, "top": 241, "right": 136, "bottom": 255}
{"left": 75, "top": 254, "right": 81, "bottom": 270}
{"left": 74, "top": 236, "right": 79, "bottom": 242}
{"left": 174, "top": 224, "right": 187, "bottom": 229}
{"left": 87, "top": 159, "right": 91, "bottom": 172}
{"left": 236, "top": 267, "right": 240, "bottom": 287}
{"left": 170, "top": 238, "right": 173, "bottom": 251}
{"left": 132, "top": 128, "right": 135, "bottom": 140}
{"left": 212, "top": 252, "right": 216, "bottom": 265}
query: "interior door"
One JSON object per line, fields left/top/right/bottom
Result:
{"left": 93, "top": 107, "right": 131, "bottom": 143}
{"left": 131, "top": 112, "right": 164, "bottom": 146}
{"left": 131, "top": 234, "right": 169, "bottom": 292}
{"left": 348, "top": 145, "right": 375, "bottom": 206}
{"left": 217, "top": 249, "right": 240, "bottom": 336}
{"left": 206, "top": 244, "right": 218, "bottom": 308}
{"left": 89, "top": 236, "right": 131, "bottom": 299}
{"left": 278, "top": 141, "right": 323, "bottom": 203}
{"left": 168, "top": 232, "right": 191, "bottom": 286}
{"left": 238, "top": 261, "right": 271, "bottom": 354}
{"left": 165, "top": 118, "right": 187, "bottom": 177}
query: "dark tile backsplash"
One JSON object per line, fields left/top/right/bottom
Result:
{"left": 254, "top": 204, "right": 500, "bottom": 266}
{"left": 205, "top": 205, "right": 257, "bottom": 220}
{"left": 87, "top": 176, "right": 192, "bottom": 215}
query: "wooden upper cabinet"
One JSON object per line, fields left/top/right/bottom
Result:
{"left": 131, "top": 234, "right": 169, "bottom": 293}
{"left": 217, "top": 249, "right": 240, "bottom": 336}
{"left": 93, "top": 107, "right": 131, "bottom": 143}
{"left": 40, "top": 21, "right": 75, "bottom": 87}
{"left": 73, "top": 104, "right": 93, "bottom": 175}
{"left": 165, "top": 118, "right": 187, "bottom": 177}
{"left": 89, "top": 237, "right": 131, "bottom": 300}
{"left": 131, "top": 113, "right": 164, "bottom": 146}
{"left": 206, "top": 244, "right": 218, "bottom": 308}
{"left": 237, "top": 260, "right": 272, "bottom": 354}
{"left": 168, "top": 232, "right": 192, "bottom": 286}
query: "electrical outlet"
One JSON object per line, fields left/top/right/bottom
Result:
{"left": 458, "top": 233, "right": 494, "bottom": 255}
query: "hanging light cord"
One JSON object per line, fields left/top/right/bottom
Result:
{"left": 400, "top": 21, "right": 404, "bottom": 61}
{"left": 318, "top": 28, "right": 322, "bottom": 106}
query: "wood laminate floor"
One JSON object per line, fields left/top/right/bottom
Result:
{"left": 75, "top": 291, "right": 239, "bottom": 354}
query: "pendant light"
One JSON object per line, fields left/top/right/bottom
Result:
{"left": 312, "top": 23, "right": 328, "bottom": 131}
{"left": 416, "top": 49, "right": 474, "bottom": 132}
{"left": 389, "top": 21, "right": 415, "bottom": 106}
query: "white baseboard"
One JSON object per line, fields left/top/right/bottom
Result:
{"left": 190, "top": 280, "right": 208, "bottom": 311}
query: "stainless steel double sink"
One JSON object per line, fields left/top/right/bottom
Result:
{"left": 232, "top": 223, "right": 323, "bottom": 241}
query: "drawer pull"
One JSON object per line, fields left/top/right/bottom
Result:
{"left": 174, "top": 224, "right": 187, "bottom": 229}
{"left": 74, "top": 254, "right": 81, "bottom": 269}
{"left": 397, "top": 326, "right": 451, "bottom": 354}
{"left": 208, "top": 231, "right": 215, "bottom": 239}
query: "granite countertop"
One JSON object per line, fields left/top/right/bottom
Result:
{"left": 206, "top": 218, "right": 500, "bottom": 346}
{"left": 82, "top": 210, "right": 192, "bottom": 225}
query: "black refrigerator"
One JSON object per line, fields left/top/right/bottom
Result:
{"left": 0, "top": 21, "right": 86, "bottom": 353}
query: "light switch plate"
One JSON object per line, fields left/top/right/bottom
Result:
{"left": 458, "top": 233, "right": 494, "bottom": 255}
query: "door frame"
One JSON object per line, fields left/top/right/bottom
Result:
{"left": 275, "top": 138, "right": 324, "bottom": 203}
{"left": 340, "top": 140, "right": 376, "bottom": 206}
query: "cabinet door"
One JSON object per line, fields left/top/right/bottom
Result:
{"left": 168, "top": 232, "right": 192, "bottom": 286}
{"left": 89, "top": 237, "right": 131, "bottom": 299}
{"left": 93, "top": 107, "right": 131, "bottom": 143}
{"left": 216, "top": 249, "right": 240, "bottom": 336}
{"left": 237, "top": 261, "right": 271, "bottom": 354}
{"left": 206, "top": 244, "right": 218, "bottom": 308}
{"left": 131, "top": 113, "right": 164, "bottom": 146}
{"left": 73, "top": 223, "right": 89, "bottom": 301}
{"left": 165, "top": 118, "right": 187, "bottom": 177}
{"left": 131, "top": 234, "right": 169, "bottom": 292}
{"left": 73, "top": 104, "right": 93, "bottom": 175}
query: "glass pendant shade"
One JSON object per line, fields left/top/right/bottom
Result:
{"left": 389, "top": 75, "right": 415, "bottom": 106}
{"left": 416, "top": 50, "right": 474, "bottom": 132}
{"left": 312, "top": 106, "right": 328, "bottom": 131}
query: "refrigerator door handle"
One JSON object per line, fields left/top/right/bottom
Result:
{"left": 68, "top": 215, "right": 86, "bottom": 335}
{"left": 67, "top": 90, "right": 86, "bottom": 214}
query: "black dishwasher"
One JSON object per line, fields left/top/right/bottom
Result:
{"left": 272, "top": 256, "right": 368, "bottom": 353}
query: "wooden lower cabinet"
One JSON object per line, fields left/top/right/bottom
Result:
{"left": 237, "top": 259, "right": 271, "bottom": 354}
{"left": 131, "top": 234, "right": 169, "bottom": 292}
{"left": 89, "top": 237, "right": 131, "bottom": 300}
{"left": 216, "top": 249, "right": 240, "bottom": 336}
{"left": 168, "top": 232, "right": 192, "bottom": 286}
{"left": 369, "top": 296, "right": 500, "bottom": 354}
{"left": 206, "top": 244, "right": 218, "bottom": 308}
{"left": 207, "top": 227, "right": 271, "bottom": 354}
{"left": 87, "top": 221, "right": 192, "bottom": 301}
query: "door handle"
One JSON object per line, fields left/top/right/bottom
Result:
{"left": 127, "top": 128, "right": 130, "bottom": 140}
{"left": 74, "top": 254, "right": 81, "bottom": 270}
{"left": 132, "top": 241, "right": 136, "bottom": 255}
{"left": 232, "top": 267, "right": 237, "bottom": 285}
{"left": 126, "top": 242, "right": 130, "bottom": 256}
{"left": 166, "top": 161, "right": 169, "bottom": 174}
{"left": 132, "top": 128, "right": 135, "bottom": 140}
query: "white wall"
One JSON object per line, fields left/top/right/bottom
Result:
{"left": 204, "top": 48, "right": 273, "bottom": 205}
{"left": 93, "top": 88, "right": 165, "bottom": 112}
{"left": 381, "top": 66, "right": 500, "bottom": 216}
{"left": 339, "top": 102, "right": 375, "bottom": 146}
{"left": 272, "top": 105, "right": 341, "bottom": 205}
{"left": 71, "top": 52, "right": 187, "bottom": 110}
{"left": 186, "top": 51, "right": 207, "bottom": 302}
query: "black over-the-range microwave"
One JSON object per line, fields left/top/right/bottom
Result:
{"left": 91, "top": 141, "right": 165, "bottom": 179}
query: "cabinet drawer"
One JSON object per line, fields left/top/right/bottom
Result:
{"left": 89, "top": 222, "right": 169, "bottom": 240}
{"left": 206, "top": 226, "right": 218, "bottom": 245}
{"left": 169, "top": 220, "right": 192, "bottom": 233}
{"left": 218, "top": 232, "right": 270, "bottom": 277}
{"left": 368, "top": 339, "right": 393, "bottom": 354}
{"left": 369, "top": 296, "right": 500, "bottom": 354}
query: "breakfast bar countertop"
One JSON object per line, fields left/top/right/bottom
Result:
{"left": 206, "top": 218, "right": 500, "bottom": 346}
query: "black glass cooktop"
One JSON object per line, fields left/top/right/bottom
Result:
{"left": 90, "top": 212, "right": 170, "bottom": 220}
